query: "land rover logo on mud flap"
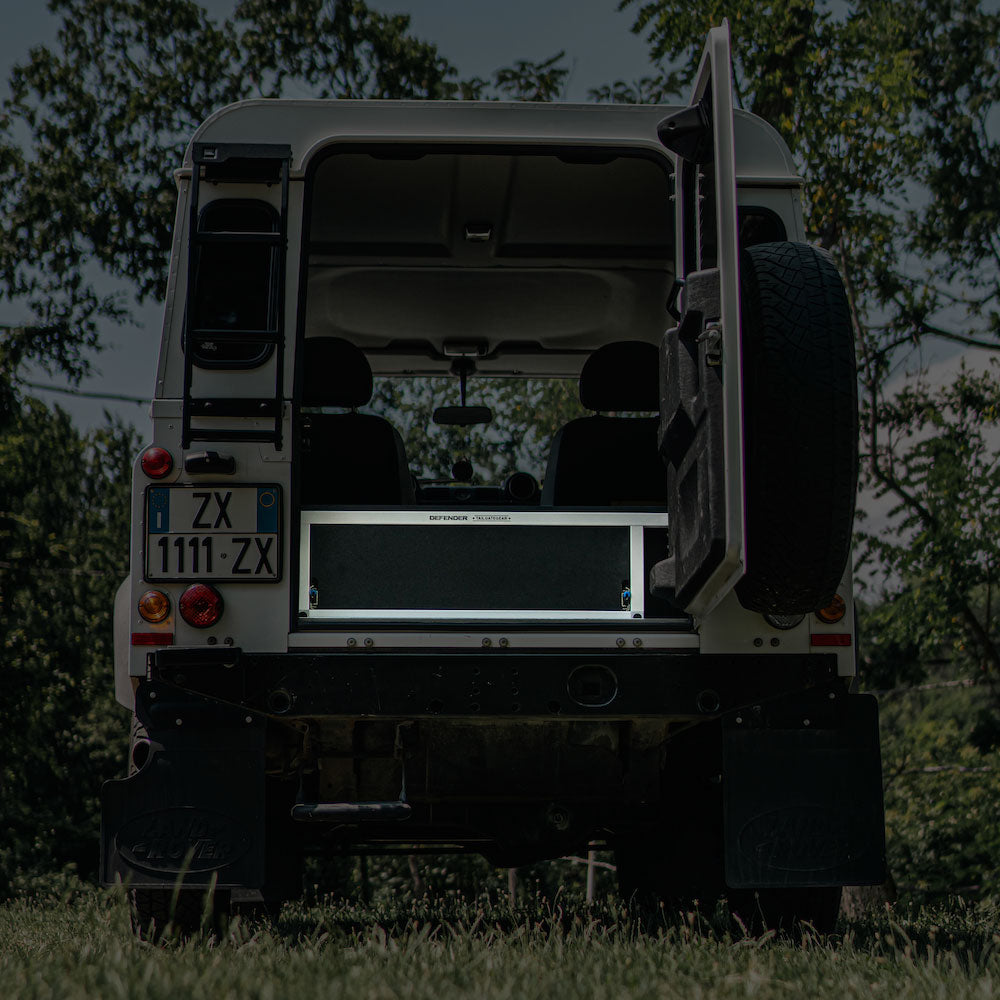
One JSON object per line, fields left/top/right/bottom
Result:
{"left": 117, "top": 807, "right": 249, "bottom": 875}
{"left": 738, "top": 805, "right": 858, "bottom": 872}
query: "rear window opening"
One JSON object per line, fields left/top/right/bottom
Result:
{"left": 298, "top": 343, "right": 665, "bottom": 510}
{"left": 190, "top": 198, "right": 279, "bottom": 369}
{"left": 296, "top": 143, "right": 675, "bottom": 514}
{"left": 302, "top": 144, "right": 675, "bottom": 376}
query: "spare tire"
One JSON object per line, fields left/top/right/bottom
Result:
{"left": 734, "top": 242, "right": 858, "bottom": 614}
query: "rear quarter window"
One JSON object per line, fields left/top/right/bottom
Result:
{"left": 190, "top": 199, "right": 278, "bottom": 368}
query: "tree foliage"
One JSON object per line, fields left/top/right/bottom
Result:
{"left": 370, "top": 377, "right": 584, "bottom": 485}
{"left": 855, "top": 363, "right": 1000, "bottom": 768}
{"left": 0, "top": 400, "right": 136, "bottom": 894}
{"left": 874, "top": 672, "right": 1000, "bottom": 902}
{"left": 902, "top": 0, "right": 1000, "bottom": 346}
{"left": 0, "top": 0, "right": 566, "bottom": 404}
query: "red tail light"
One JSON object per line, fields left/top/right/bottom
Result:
{"left": 179, "top": 584, "right": 223, "bottom": 628}
{"left": 141, "top": 446, "right": 173, "bottom": 479}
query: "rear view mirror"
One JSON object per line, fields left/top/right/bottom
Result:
{"left": 433, "top": 406, "right": 493, "bottom": 426}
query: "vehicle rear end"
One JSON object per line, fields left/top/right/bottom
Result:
{"left": 103, "top": 63, "right": 884, "bottom": 933}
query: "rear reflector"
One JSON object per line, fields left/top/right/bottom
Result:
{"left": 131, "top": 632, "right": 174, "bottom": 646}
{"left": 811, "top": 634, "right": 851, "bottom": 647}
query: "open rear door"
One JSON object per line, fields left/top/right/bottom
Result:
{"left": 651, "top": 21, "right": 744, "bottom": 619}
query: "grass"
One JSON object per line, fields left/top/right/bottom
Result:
{"left": 3, "top": 887, "right": 1000, "bottom": 1000}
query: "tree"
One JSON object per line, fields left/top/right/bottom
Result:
{"left": 0, "top": 0, "right": 574, "bottom": 408}
{"left": 881, "top": 707, "right": 1000, "bottom": 901}
{"left": 0, "top": 0, "right": 459, "bottom": 404}
{"left": 894, "top": 0, "right": 1000, "bottom": 352}
{"left": 0, "top": 400, "right": 137, "bottom": 894}
{"left": 856, "top": 365, "right": 1000, "bottom": 713}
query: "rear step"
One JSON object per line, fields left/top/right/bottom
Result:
{"left": 291, "top": 802, "right": 412, "bottom": 822}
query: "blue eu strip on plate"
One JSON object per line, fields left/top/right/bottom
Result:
{"left": 257, "top": 488, "right": 279, "bottom": 532}
{"left": 148, "top": 488, "right": 170, "bottom": 532}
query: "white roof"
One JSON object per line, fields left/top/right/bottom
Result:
{"left": 186, "top": 99, "right": 799, "bottom": 183}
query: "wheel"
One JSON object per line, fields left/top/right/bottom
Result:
{"left": 614, "top": 834, "right": 726, "bottom": 922}
{"left": 615, "top": 724, "right": 728, "bottom": 920}
{"left": 615, "top": 842, "right": 841, "bottom": 935}
{"left": 726, "top": 886, "right": 843, "bottom": 936}
{"left": 130, "top": 886, "right": 231, "bottom": 941}
{"left": 613, "top": 720, "right": 843, "bottom": 936}
{"left": 735, "top": 241, "right": 858, "bottom": 614}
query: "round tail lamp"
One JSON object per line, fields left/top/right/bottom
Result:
{"left": 816, "top": 594, "right": 847, "bottom": 624}
{"left": 179, "top": 584, "right": 223, "bottom": 628}
{"left": 141, "top": 446, "right": 173, "bottom": 479}
{"left": 137, "top": 590, "right": 171, "bottom": 623}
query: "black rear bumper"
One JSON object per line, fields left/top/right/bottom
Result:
{"left": 145, "top": 646, "right": 841, "bottom": 719}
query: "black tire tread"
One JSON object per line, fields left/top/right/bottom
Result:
{"left": 130, "top": 887, "right": 229, "bottom": 941}
{"left": 735, "top": 241, "right": 858, "bottom": 614}
{"left": 727, "top": 885, "right": 843, "bottom": 935}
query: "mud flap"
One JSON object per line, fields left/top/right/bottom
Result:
{"left": 101, "top": 681, "right": 266, "bottom": 890}
{"left": 723, "top": 693, "right": 885, "bottom": 888}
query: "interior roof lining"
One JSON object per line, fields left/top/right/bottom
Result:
{"left": 301, "top": 141, "right": 675, "bottom": 378}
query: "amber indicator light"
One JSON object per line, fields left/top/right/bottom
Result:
{"left": 816, "top": 594, "right": 847, "bottom": 624}
{"left": 137, "top": 590, "right": 171, "bottom": 623}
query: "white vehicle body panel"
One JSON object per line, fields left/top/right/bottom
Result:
{"left": 115, "top": 93, "right": 856, "bottom": 710}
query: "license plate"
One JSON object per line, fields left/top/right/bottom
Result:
{"left": 145, "top": 485, "right": 281, "bottom": 582}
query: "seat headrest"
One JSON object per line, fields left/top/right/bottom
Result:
{"left": 302, "top": 337, "right": 373, "bottom": 408}
{"left": 579, "top": 341, "right": 660, "bottom": 412}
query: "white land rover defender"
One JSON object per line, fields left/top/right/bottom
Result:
{"left": 101, "top": 26, "right": 885, "bottom": 933}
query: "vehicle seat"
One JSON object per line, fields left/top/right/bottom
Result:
{"left": 541, "top": 340, "right": 664, "bottom": 506}
{"left": 299, "top": 337, "right": 415, "bottom": 505}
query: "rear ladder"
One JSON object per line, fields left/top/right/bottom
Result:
{"left": 181, "top": 142, "right": 292, "bottom": 450}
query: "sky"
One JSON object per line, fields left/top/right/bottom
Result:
{"left": 4, "top": 1, "right": 991, "bottom": 442}
{"left": 4, "top": 1, "right": 654, "bottom": 438}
